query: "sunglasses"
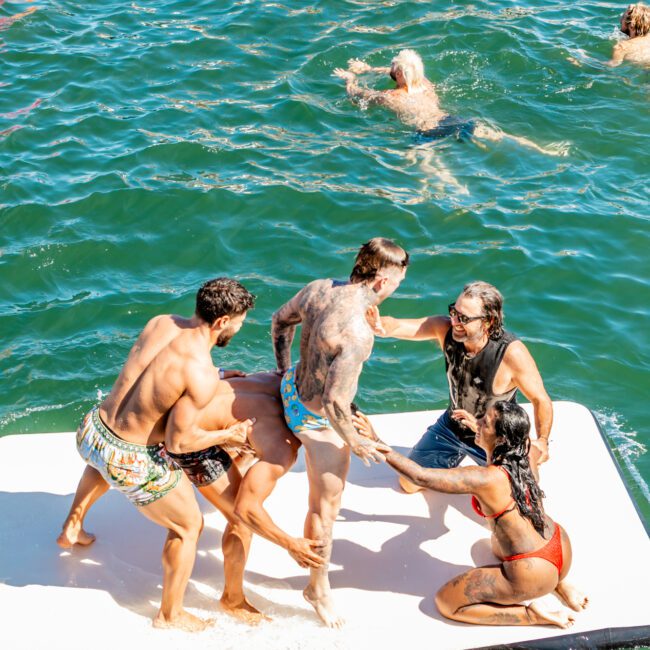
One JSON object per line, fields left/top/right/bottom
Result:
{"left": 448, "top": 303, "right": 485, "bottom": 325}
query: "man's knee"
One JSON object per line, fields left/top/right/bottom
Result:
{"left": 172, "top": 511, "right": 204, "bottom": 541}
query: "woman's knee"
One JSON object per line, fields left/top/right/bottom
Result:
{"left": 434, "top": 584, "right": 456, "bottom": 619}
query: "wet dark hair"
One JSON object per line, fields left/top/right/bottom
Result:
{"left": 349, "top": 237, "right": 410, "bottom": 283}
{"left": 491, "top": 401, "right": 546, "bottom": 536}
{"left": 461, "top": 281, "right": 504, "bottom": 339}
{"left": 195, "top": 277, "right": 255, "bottom": 324}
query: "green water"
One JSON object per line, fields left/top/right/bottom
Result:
{"left": 1, "top": 1, "right": 648, "bottom": 522}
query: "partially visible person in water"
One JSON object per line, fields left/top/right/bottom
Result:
{"left": 609, "top": 3, "right": 650, "bottom": 66}
{"left": 333, "top": 49, "right": 566, "bottom": 156}
{"left": 352, "top": 401, "right": 589, "bottom": 628}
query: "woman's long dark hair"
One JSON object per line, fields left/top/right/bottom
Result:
{"left": 491, "top": 401, "right": 546, "bottom": 536}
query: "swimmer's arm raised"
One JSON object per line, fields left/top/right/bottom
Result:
{"left": 347, "top": 59, "right": 391, "bottom": 75}
{"left": 272, "top": 291, "right": 304, "bottom": 374}
{"left": 333, "top": 68, "right": 387, "bottom": 105}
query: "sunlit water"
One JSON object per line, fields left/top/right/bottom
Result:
{"left": 1, "top": 1, "right": 648, "bottom": 522}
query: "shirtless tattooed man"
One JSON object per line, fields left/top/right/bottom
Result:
{"left": 58, "top": 278, "right": 255, "bottom": 631}
{"left": 271, "top": 237, "right": 409, "bottom": 628}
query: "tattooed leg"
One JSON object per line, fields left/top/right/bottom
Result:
{"left": 297, "top": 427, "right": 350, "bottom": 629}
{"left": 435, "top": 565, "right": 572, "bottom": 627}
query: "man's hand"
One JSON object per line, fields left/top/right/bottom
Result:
{"left": 451, "top": 409, "right": 478, "bottom": 432}
{"left": 220, "top": 418, "right": 255, "bottom": 453}
{"left": 365, "top": 305, "right": 385, "bottom": 336}
{"left": 350, "top": 432, "right": 390, "bottom": 466}
{"left": 530, "top": 437, "right": 549, "bottom": 464}
{"left": 287, "top": 537, "right": 326, "bottom": 568}
{"left": 333, "top": 67, "right": 355, "bottom": 82}
{"left": 220, "top": 368, "right": 247, "bottom": 379}
{"left": 348, "top": 58, "right": 371, "bottom": 74}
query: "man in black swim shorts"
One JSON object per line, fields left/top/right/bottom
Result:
{"left": 333, "top": 49, "right": 563, "bottom": 154}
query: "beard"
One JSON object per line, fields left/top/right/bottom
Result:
{"left": 216, "top": 327, "right": 235, "bottom": 347}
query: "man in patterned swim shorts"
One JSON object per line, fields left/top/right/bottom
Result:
{"left": 58, "top": 278, "right": 255, "bottom": 632}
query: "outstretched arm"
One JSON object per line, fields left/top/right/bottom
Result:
{"left": 333, "top": 68, "right": 387, "bottom": 105}
{"left": 271, "top": 291, "right": 304, "bottom": 374}
{"left": 384, "top": 450, "right": 489, "bottom": 493}
{"left": 347, "top": 58, "right": 391, "bottom": 75}
{"left": 352, "top": 411, "right": 488, "bottom": 493}
{"left": 367, "top": 307, "right": 450, "bottom": 345}
{"left": 235, "top": 459, "right": 325, "bottom": 568}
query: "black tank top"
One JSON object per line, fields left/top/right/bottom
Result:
{"left": 444, "top": 328, "right": 518, "bottom": 440}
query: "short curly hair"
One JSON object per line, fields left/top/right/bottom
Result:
{"left": 195, "top": 278, "right": 255, "bottom": 324}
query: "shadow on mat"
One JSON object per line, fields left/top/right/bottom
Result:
{"left": 0, "top": 490, "right": 313, "bottom": 623}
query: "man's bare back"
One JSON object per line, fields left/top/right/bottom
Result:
{"left": 99, "top": 314, "right": 214, "bottom": 445}
{"left": 271, "top": 238, "right": 409, "bottom": 628}
{"left": 290, "top": 280, "right": 374, "bottom": 411}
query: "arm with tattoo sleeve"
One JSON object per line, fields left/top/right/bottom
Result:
{"left": 271, "top": 292, "right": 303, "bottom": 374}
{"left": 322, "top": 351, "right": 384, "bottom": 464}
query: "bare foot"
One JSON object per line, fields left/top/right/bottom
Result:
{"left": 220, "top": 594, "right": 270, "bottom": 625}
{"left": 303, "top": 586, "right": 344, "bottom": 629}
{"left": 153, "top": 610, "right": 214, "bottom": 632}
{"left": 57, "top": 522, "right": 96, "bottom": 549}
{"left": 527, "top": 601, "right": 575, "bottom": 628}
{"left": 555, "top": 581, "right": 589, "bottom": 611}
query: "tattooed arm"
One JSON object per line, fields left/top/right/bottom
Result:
{"left": 352, "top": 410, "right": 488, "bottom": 492}
{"left": 384, "top": 451, "right": 489, "bottom": 494}
{"left": 271, "top": 290, "right": 304, "bottom": 374}
{"left": 322, "top": 349, "right": 385, "bottom": 465}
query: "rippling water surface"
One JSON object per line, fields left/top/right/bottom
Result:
{"left": 1, "top": 0, "right": 648, "bottom": 519}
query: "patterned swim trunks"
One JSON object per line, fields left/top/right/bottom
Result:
{"left": 167, "top": 444, "right": 233, "bottom": 487}
{"left": 76, "top": 407, "right": 182, "bottom": 507}
{"left": 280, "top": 366, "right": 330, "bottom": 434}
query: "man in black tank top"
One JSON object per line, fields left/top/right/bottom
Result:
{"left": 368, "top": 281, "right": 553, "bottom": 493}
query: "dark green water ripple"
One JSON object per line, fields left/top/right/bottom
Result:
{"left": 1, "top": 0, "right": 648, "bottom": 519}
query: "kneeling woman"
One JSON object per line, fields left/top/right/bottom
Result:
{"left": 354, "top": 401, "right": 588, "bottom": 628}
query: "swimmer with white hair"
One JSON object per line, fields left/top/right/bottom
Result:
{"left": 609, "top": 3, "right": 650, "bottom": 66}
{"left": 334, "top": 49, "right": 564, "bottom": 156}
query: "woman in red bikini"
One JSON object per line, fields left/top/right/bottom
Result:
{"left": 353, "top": 400, "right": 588, "bottom": 628}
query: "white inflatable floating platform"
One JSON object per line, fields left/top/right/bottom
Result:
{"left": 1, "top": 401, "right": 648, "bottom": 650}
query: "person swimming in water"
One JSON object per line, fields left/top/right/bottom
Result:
{"left": 353, "top": 401, "right": 589, "bottom": 628}
{"left": 609, "top": 3, "right": 650, "bottom": 66}
{"left": 333, "top": 49, "right": 565, "bottom": 155}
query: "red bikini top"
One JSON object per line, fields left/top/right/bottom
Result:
{"left": 471, "top": 466, "right": 517, "bottom": 520}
